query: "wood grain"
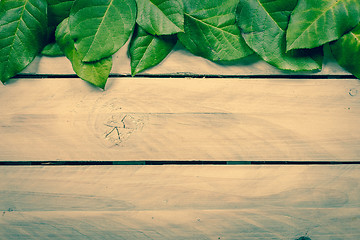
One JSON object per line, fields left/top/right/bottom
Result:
{"left": 21, "top": 43, "right": 351, "bottom": 76}
{"left": 0, "top": 165, "right": 359, "bottom": 239}
{"left": 1, "top": 78, "right": 359, "bottom": 161}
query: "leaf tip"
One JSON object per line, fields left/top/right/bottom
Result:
{"left": 285, "top": 43, "right": 294, "bottom": 53}
{"left": 0, "top": 74, "right": 11, "bottom": 84}
{"left": 131, "top": 63, "right": 142, "bottom": 76}
{"left": 97, "top": 80, "right": 107, "bottom": 90}
{"left": 131, "top": 69, "right": 139, "bottom": 77}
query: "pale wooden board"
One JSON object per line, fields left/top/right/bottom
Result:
{"left": 21, "top": 43, "right": 351, "bottom": 76}
{"left": 0, "top": 165, "right": 359, "bottom": 239}
{"left": 1, "top": 78, "right": 359, "bottom": 161}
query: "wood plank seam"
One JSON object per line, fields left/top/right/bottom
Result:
{"left": 1, "top": 161, "right": 360, "bottom": 165}
{"left": 12, "top": 73, "right": 357, "bottom": 79}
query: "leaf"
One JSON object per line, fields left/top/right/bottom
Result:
{"left": 0, "top": 0, "right": 47, "bottom": 83}
{"left": 69, "top": 0, "right": 136, "bottom": 62}
{"left": 286, "top": 0, "right": 360, "bottom": 51}
{"left": 136, "top": 0, "right": 184, "bottom": 35}
{"left": 55, "top": 18, "right": 112, "bottom": 89}
{"left": 45, "top": 0, "right": 74, "bottom": 56}
{"left": 178, "top": 0, "right": 252, "bottom": 62}
{"left": 47, "top": 0, "right": 74, "bottom": 30}
{"left": 330, "top": 24, "right": 360, "bottom": 79}
{"left": 129, "top": 25, "right": 177, "bottom": 76}
{"left": 41, "top": 42, "right": 64, "bottom": 56}
{"left": 236, "top": 0, "right": 323, "bottom": 71}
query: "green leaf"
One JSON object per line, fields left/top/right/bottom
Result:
{"left": 69, "top": 0, "right": 136, "bottom": 62}
{"left": 41, "top": 42, "right": 64, "bottom": 56}
{"left": 55, "top": 18, "right": 112, "bottom": 89}
{"left": 236, "top": 0, "right": 323, "bottom": 71}
{"left": 129, "top": 25, "right": 177, "bottom": 76}
{"left": 178, "top": 0, "right": 252, "bottom": 62}
{"left": 330, "top": 24, "right": 360, "bottom": 79}
{"left": 136, "top": 0, "right": 184, "bottom": 35}
{"left": 47, "top": 0, "right": 74, "bottom": 30}
{"left": 286, "top": 0, "right": 360, "bottom": 51}
{"left": 0, "top": 0, "right": 47, "bottom": 83}
{"left": 45, "top": 0, "right": 74, "bottom": 56}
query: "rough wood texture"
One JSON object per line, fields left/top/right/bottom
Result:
{"left": 0, "top": 165, "right": 359, "bottom": 239}
{"left": 22, "top": 44, "right": 350, "bottom": 76}
{"left": 1, "top": 78, "right": 359, "bottom": 161}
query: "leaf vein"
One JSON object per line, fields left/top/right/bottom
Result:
{"left": 184, "top": 13, "right": 238, "bottom": 38}
{"left": 82, "top": 0, "right": 115, "bottom": 59}
{"left": 4, "top": 0, "right": 29, "bottom": 69}
{"left": 288, "top": 0, "right": 345, "bottom": 49}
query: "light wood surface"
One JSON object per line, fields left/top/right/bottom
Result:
{"left": 1, "top": 165, "right": 359, "bottom": 239}
{"left": 1, "top": 42, "right": 360, "bottom": 240}
{"left": 1, "top": 77, "right": 359, "bottom": 161}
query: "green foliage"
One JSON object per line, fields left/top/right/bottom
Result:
{"left": 236, "top": 0, "right": 322, "bottom": 71}
{"left": 56, "top": 18, "right": 112, "bottom": 89}
{"left": 136, "top": 0, "right": 184, "bottom": 35}
{"left": 178, "top": 0, "right": 253, "bottom": 62}
{"left": 129, "top": 25, "right": 177, "bottom": 76}
{"left": 330, "top": 24, "right": 360, "bottom": 79}
{"left": 287, "top": 0, "right": 360, "bottom": 51}
{"left": 0, "top": 0, "right": 48, "bottom": 83}
{"left": 41, "top": 42, "right": 64, "bottom": 57}
{"left": 47, "top": 0, "right": 74, "bottom": 31}
{"left": 45, "top": 0, "right": 74, "bottom": 56}
{"left": 69, "top": 0, "right": 136, "bottom": 62}
{"left": 1, "top": 0, "right": 360, "bottom": 88}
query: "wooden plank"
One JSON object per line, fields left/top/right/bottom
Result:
{"left": 21, "top": 43, "right": 351, "bottom": 76}
{"left": 1, "top": 78, "right": 359, "bottom": 161}
{"left": 0, "top": 165, "right": 359, "bottom": 239}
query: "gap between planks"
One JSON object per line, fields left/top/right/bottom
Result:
{"left": 1, "top": 161, "right": 360, "bottom": 166}
{"left": 13, "top": 73, "right": 357, "bottom": 79}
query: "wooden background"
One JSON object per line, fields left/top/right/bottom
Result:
{"left": 0, "top": 44, "right": 359, "bottom": 239}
